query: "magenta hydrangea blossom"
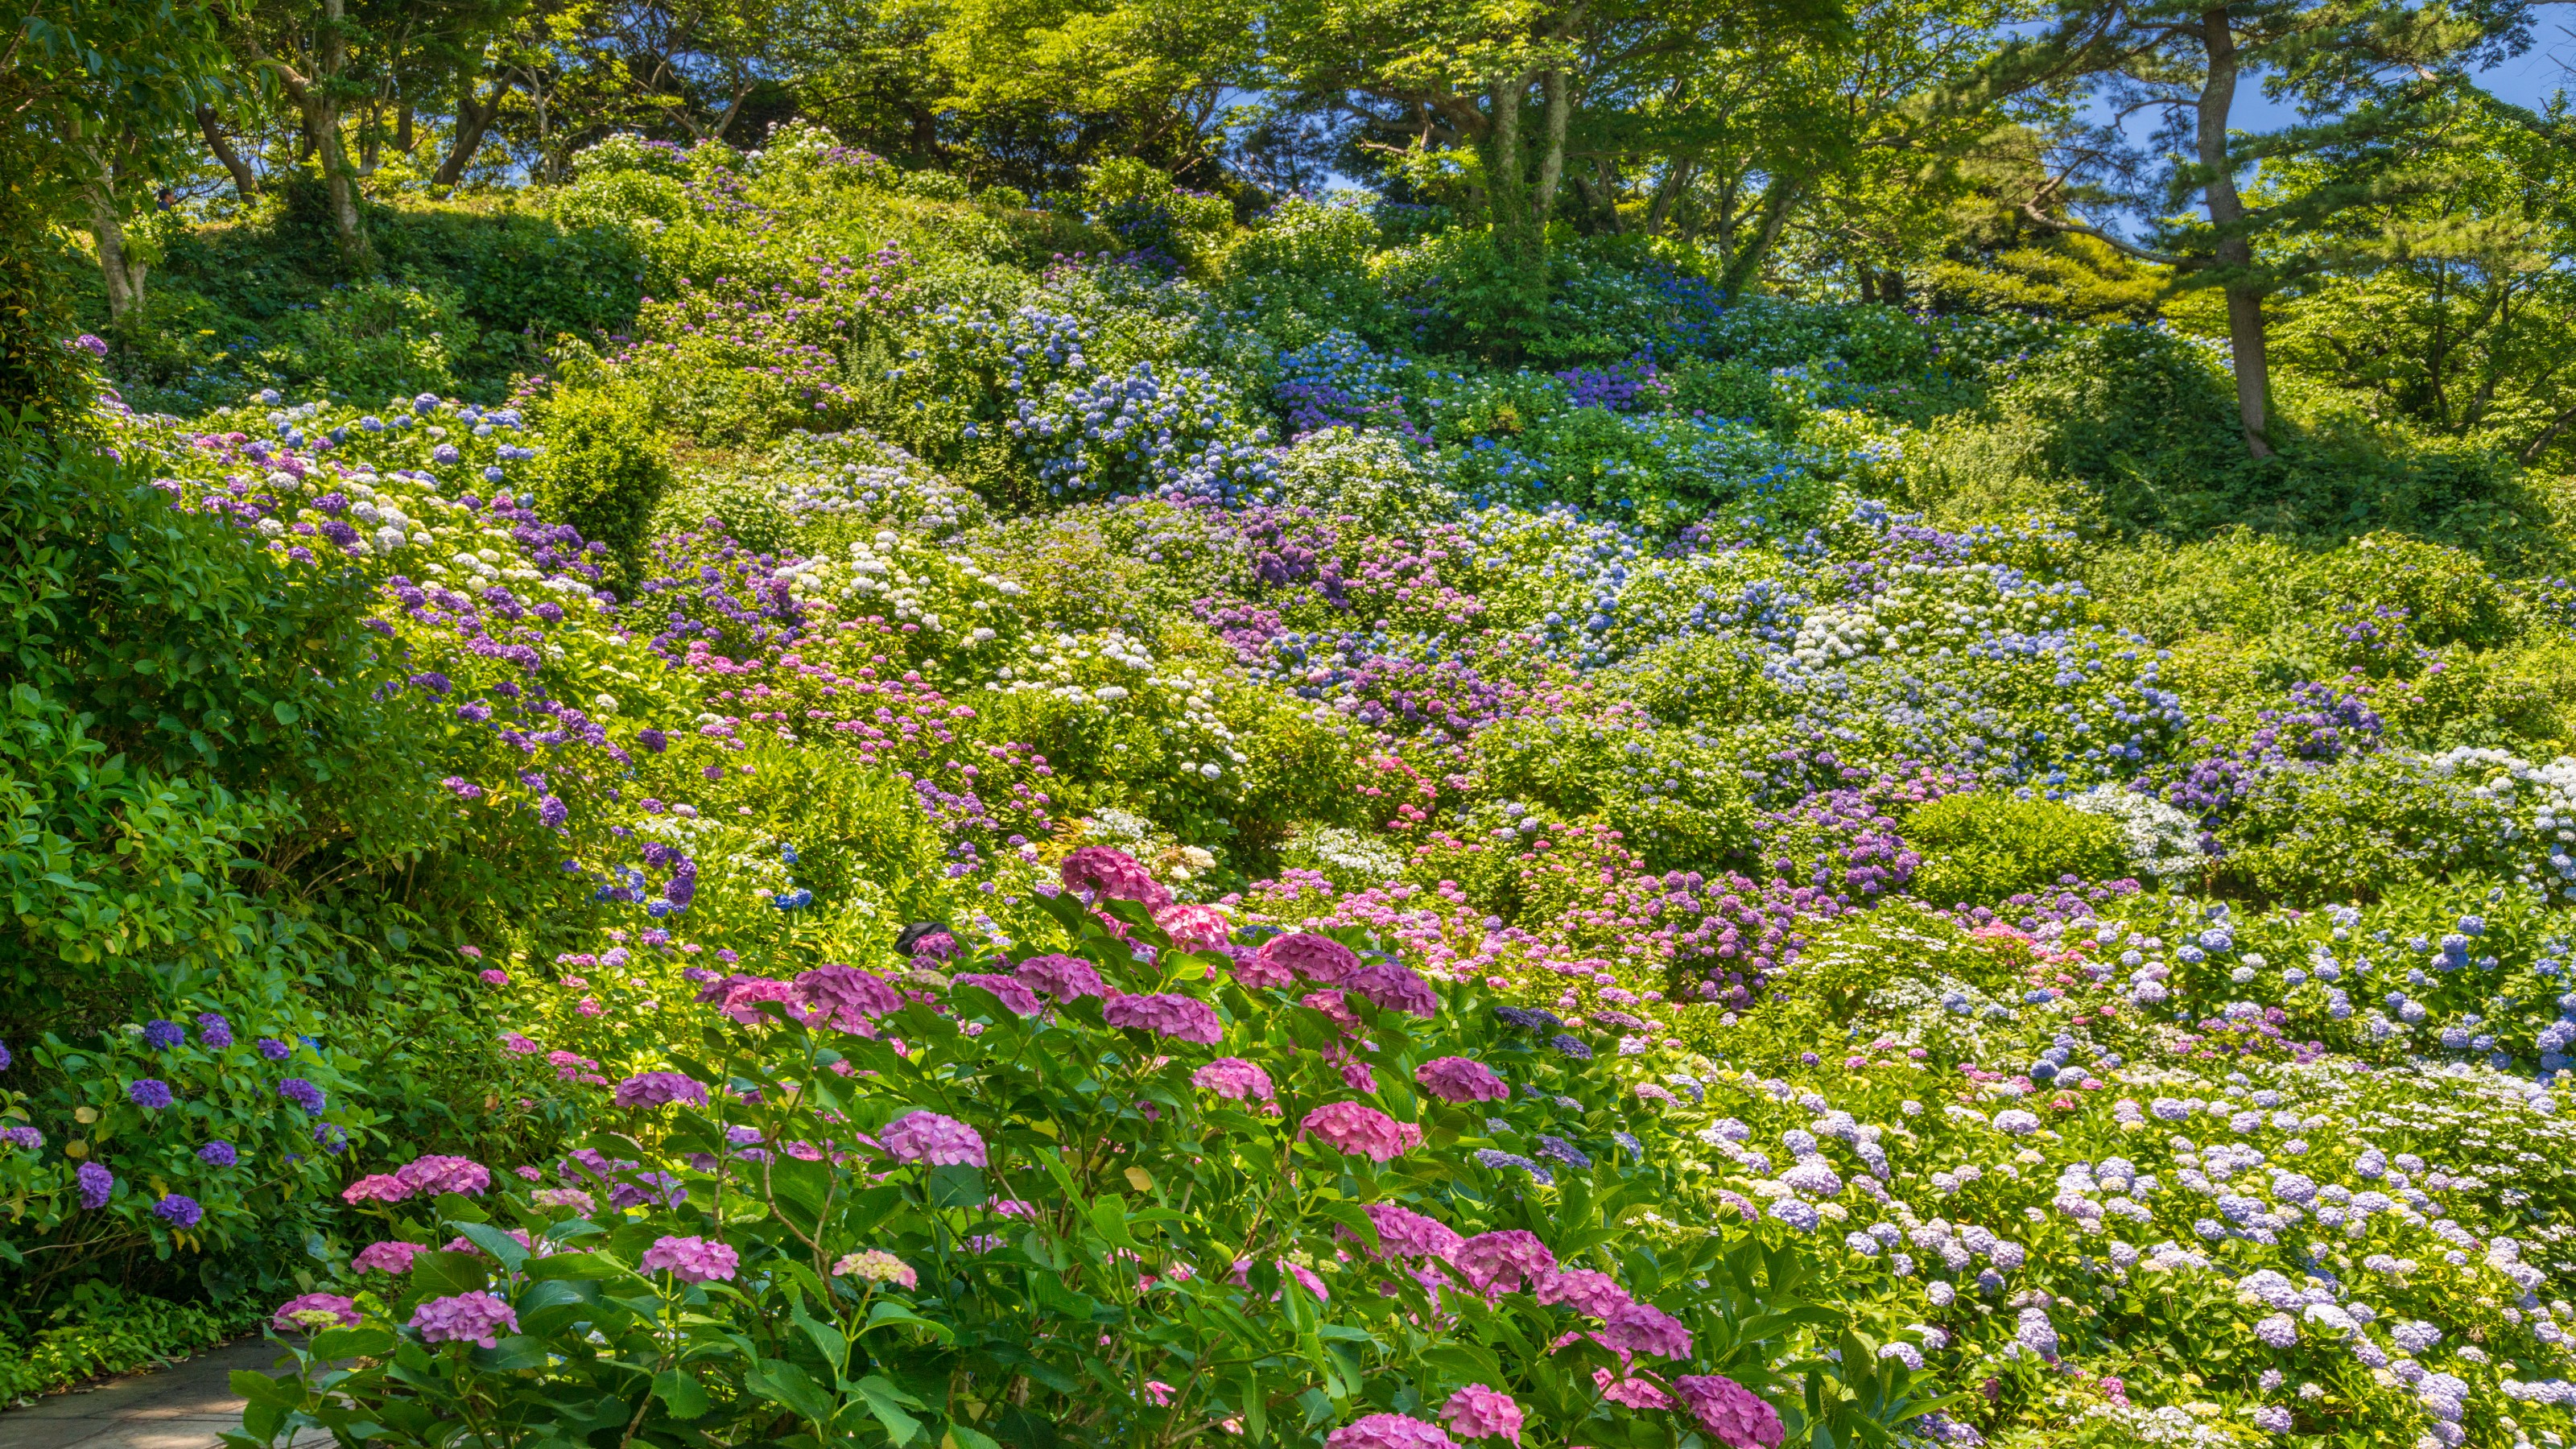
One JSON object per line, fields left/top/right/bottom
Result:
{"left": 1191, "top": 1057, "right": 1275, "bottom": 1100}
{"left": 273, "top": 1293, "right": 361, "bottom": 1334}
{"left": 1345, "top": 962, "right": 1437, "bottom": 1015}
{"left": 411, "top": 1291, "right": 519, "bottom": 1348}
{"left": 1015, "top": 953, "right": 1106, "bottom": 1003}
{"left": 613, "top": 1071, "right": 708, "bottom": 1108}
{"left": 881, "top": 1109, "right": 988, "bottom": 1166}
{"left": 1059, "top": 846, "right": 1170, "bottom": 905}
{"left": 1442, "top": 1385, "right": 1524, "bottom": 1444}
{"left": 342, "top": 1174, "right": 411, "bottom": 1204}
{"left": 1535, "top": 1268, "right": 1633, "bottom": 1317}
{"left": 1102, "top": 992, "right": 1224, "bottom": 1043}
{"left": 1355, "top": 1202, "right": 1463, "bottom": 1261}
{"left": 1453, "top": 1230, "right": 1557, "bottom": 1294}
{"left": 1602, "top": 1300, "right": 1694, "bottom": 1359}
{"left": 1257, "top": 932, "right": 1359, "bottom": 985}
{"left": 1230, "top": 947, "right": 1298, "bottom": 989}
{"left": 952, "top": 973, "right": 1042, "bottom": 1016}
{"left": 1151, "top": 903, "right": 1232, "bottom": 952}
{"left": 1302, "top": 1102, "right": 1421, "bottom": 1162}
{"left": 395, "top": 1154, "right": 492, "bottom": 1197}
{"left": 641, "top": 1234, "right": 741, "bottom": 1282}
{"left": 1325, "top": 1412, "right": 1459, "bottom": 1449}
{"left": 1416, "top": 1056, "right": 1509, "bottom": 1103}
{"left": 1674, "top": 1375, "right": 1785, "bottom": 1449}
{"left": 353, "top": 1240, "right": 429, "bottom": 1274}
{"left": 793, "top": 965, "right": 903, "bottom": 1030}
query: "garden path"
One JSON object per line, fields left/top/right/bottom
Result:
{"left": 0, "top": 1340, "right": 328, "bottom": 1449}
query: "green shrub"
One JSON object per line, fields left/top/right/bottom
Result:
{"left": 2211, "top": 753, "right": 2520, "bottom": 902}
{"left": 266, "top": 279, "right": 474, "bottom": 402}
{"left": 527, "top": 384, "right": 671, "bottom": 597}
{"left": 1903, "top": 792, "right": 2131, "bottom": 906}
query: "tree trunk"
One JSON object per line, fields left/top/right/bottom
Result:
{"left": 197, "top": 106, "right": 258, "bottom": 200}
{"left": 435, "top": 80, "right": 506, "bottom": 185}
{"left": 1484, "top": 77, "right": 1535, "bottom": 262}
{"left": 1718, "top": 174, "right": 1801, "bottom": 298}
{"left": 1532, "top": 65, "right": 1569, "bottom": 231}
{"left": 2198, "top": 6, "right": 2272, "bottom": 459}
{"left": 82, "top": 147, "right": 146, "bottom": 321}
{"left": 1645, "top": 158, "right": 1692, "bottom": 237}
{"left": 396, "top": 102, "right": 414, "bottom": 154}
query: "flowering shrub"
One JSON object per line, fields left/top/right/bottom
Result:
{"left": 230, "top": 888, "right": 1911, "bottom": 1447}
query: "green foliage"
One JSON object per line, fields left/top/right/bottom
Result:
{"left": 2210, "top": 753, "right": 2520, "bottom": 902}
{"left": 1902, "top": 793, "right": 2130, "bottom": 907}
{"left": 0, "top": 1284, "right": 252, "bottom": 1401}
{"left": 528, "top": 385, "right": 672, "bottom": 597}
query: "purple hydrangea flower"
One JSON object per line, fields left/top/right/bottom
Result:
{"left": 880, "top": 1110, "right": 987, "bottom": 1166}
{"left": 2, "top": 1125, "right": 43, "bottom": 1151}
{"left": 278, "top": 1078, "right": 325, "bottom": 1113}
{"left": 256, "top": 1038, "right": 292, "bottom": 1061}
{"left": 197, "top": 1139, "right": 237, "bottom": 1167}
{"left": 76, "top": 1161, "right": 114, "bottom": 1208}
{"left": 640, "top": 1234, "right": 740, "bottom": 1282}
{"left": 613, "top": 1071, "right": 708, "bottom": 1108}
{"left": 195, "top": 1013, "right": 233, "bottom": 1047}
{"left": 127, "top": 1078, "right": 174, "bottom": 1109}
{"left": 410, "top": 1291, "right": 517, "bottom": 1347}
{"left": 142, "top": 1019, "right": 185, "bottom": 1050}
{"left": 154, "top": 1194, "right": 203, "bottom": 1228}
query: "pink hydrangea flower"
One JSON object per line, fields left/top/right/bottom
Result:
{"left": 501, "top": 1032, "right": 541, "bottom": 1055}
{"left": 1352, "top": 1202, "right": 1462, "bottom": 1261}
{"left": 613, "top": 1071, "right": 707, "bottom": 1108}
{"left": 1674, "top": 1376, "right": 1785, "bottom": 1449}
{"left": 1103, "top": 992, "right": 1224, "bottom": 1043}
{"left": 952, "top": 973, "right": 1041, "bottom": 1016}
{"left": 1454, "top": 1230, "right": 1556, "bottom": 1294}
{"left": 1325, "top": 1412, "right": 1457, "bottom": 1449}
{"left": 641, "top": 1235, "right": 740, "bottom": 1283}
{"left": 1192, "top": 1058, "right": 1275, "bottom": 1100}
{"left": 411, "top": 1291, "right": 518, "bottom": 1348}
{"left": 533, "top": 1187, "right": 595, "bottom": 1214}
{"left": 478, "top": 968, "right": 509, "bottom": 986}
{"left": 1153, "top": 903, "right": 1232, "bottom": 952}
{"left": 1416, "top": 1056, "right": 1509, "bottom": 1104}
{"left": 272, "top": 1293, "right": 361, "bottom": 1333}
{"left": 1595, "top": 1369, "right": 1673, "bottom": 1410}
{"left": 1302, "top": 1102, "right": 1422, "bottom": 1162}
{"left": 1443, "top": 1385, "right": 1524, "bottom": 1444}
{"left": 1282, "top": 1260, "right": 1331, "bottom": 1302}
{"left": 1060, "top": 846, "right": 1170, "bottom": 906}
{"left": 1258, "top": 932, "right": 1359, "bottom": 985}
{"left": 881, "top": 1109, "right": 988, "bottom": 1166}
{"left": 341, "top": 1174, "right": 411, "bottom": 1205}
{"left": 833, "top": 1249, "right": 919, "bottom": 1287}
{"left": 696, "top": 973, "right": 796, "bottom": 1025}
{"left": 794, "top": 965, "right": 903, "bottom": 1030}
{"left": 395, "top": 1154, "right": 491, "bottom": 1197}
{"left": 1229, "top": 947, "right": 1298, "bottom": 989}
{"left": 1602, "top": 1301, "right": 1693, "bottom": 1360}
{"left": 1535, "top": 1268, "right": 1633, "bottom": 1317}
{"left": 1015, "top": 953, "right": 1106, "bottom": 1003}
{"left": 1345, "top": 962, "right": 1437, "bottom": 1016}
{"left": 353, "top": 1241, "right": 427, "bottom": 1274}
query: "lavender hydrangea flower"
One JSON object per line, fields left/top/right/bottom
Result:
{"left": 76, "top": 1162, "right": 114, "bottom": 1209}
{"left": 257, "top": 1038, "right": 292, "bottom": 1061}
{"left": 195, "top": 1013, "right": 233, "bottom": 1047}
{"left": 278, "top": 1078, "right": 324, "bottom": 1113}
{"left": 880, "top": 1110, "right": 987, "bottom": 1166}
{"left": 127, "top": 1079, "right": 174, "bottom": 1109}
{"left": 410, "top": 1291, "right": 518, "bottom": 1347}
{"left": 154, "top": 1194, "right": 203, "bottom": 1228}
{"left": 640, "top": 1234, "right": 740, "bottom": 1283}
{"left": 142, "top": 1019, "right": 185, "bottom": 1050}
{"left": 196, "top": 1140, "right": 237, "bottom": 1167}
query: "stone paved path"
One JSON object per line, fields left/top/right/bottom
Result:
{"left": 0, "top": 1340, "right": 328, "bottom": 1449}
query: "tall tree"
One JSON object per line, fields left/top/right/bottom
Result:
{"left": 5, "top": 0, "right": 229, "bottom": 322}
{"left": 2000, "top": 0, "right": 2523, "bottom": 457}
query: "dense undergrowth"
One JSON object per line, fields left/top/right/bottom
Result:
{"left": 7, "top": 130, "right": 2576, "bottom": 1447}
